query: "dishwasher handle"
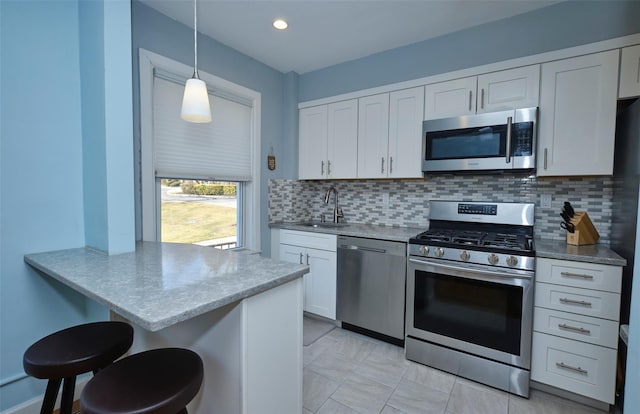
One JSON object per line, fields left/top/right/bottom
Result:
{"left": 337, "top": 236, "right": 406, "bottom": 257}
{"left": 339, "top": 244, "right": 387, "bottom": 254}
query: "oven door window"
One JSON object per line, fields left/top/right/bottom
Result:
{"left": 413, "top": 269, "right": 523, "bottom": 355}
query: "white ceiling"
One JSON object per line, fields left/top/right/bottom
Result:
{"left": 139, "top": 0, "right": 560, "bottom": 74}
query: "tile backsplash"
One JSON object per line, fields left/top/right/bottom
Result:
{"left": 269, "top": 173, "right": 614, "bottom": 243}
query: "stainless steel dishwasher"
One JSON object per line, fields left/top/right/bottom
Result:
{"left": 337, "top": 236, "right": 407, "bottom": 344}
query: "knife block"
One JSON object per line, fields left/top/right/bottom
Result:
{"left": 566, "top": 211, "right": 600, "bottom": 245}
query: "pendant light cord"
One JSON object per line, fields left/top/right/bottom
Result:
{"left": 193, "top": 0, "right": 199, "bottom": 79}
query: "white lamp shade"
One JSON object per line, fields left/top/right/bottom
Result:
{"left": 181, "top": 78, "right": 212, "bottom": 123}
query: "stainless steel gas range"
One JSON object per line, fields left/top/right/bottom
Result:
{"left": 405, "top": 200, "right": 535, "bottom": 397}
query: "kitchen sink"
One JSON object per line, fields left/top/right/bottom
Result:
{"left": 298, "top": 221, "right": 349, "bottom": 229}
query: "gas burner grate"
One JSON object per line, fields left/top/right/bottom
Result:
{"left": 451, "top": 231, "right": 484, "bottom": 245}
{"left": 416, "top": 230, "right": 455, "bottom": 243}
{"left": 482, "top": 233, "right": 527, "bottom": 250}
{"left": 414, "top": 230, "right": 533, "bottom": 253}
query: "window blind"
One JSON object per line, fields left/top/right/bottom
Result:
{"left": 153, "top": 76, "right": 253, "bottom": 181}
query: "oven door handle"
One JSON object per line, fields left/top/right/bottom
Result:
{"left": 408, "top": 257, "right": 532, "bottom": 280}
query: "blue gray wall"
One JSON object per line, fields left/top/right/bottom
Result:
{"left": 627, "top": 196, "right": 640, "bottom": 413}
{"left": 299, "top": 0, "right": 640, "bottom": 102}
{"left": 80, "top": 1, "right": 135, "bottom": 254}
{"left": 1, "top": 1, "right": 89, "bottom": 408}
{"left": 131, "top": 1, "right": 298, "bottom": 257}
{"left": 0, "top": 0, "right": 134, "bottom": 409}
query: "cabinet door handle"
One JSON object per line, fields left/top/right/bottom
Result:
{"left": 505, "top": 116, "right": 512, "bottom": 164}
{"left": 306, "top": 253, "right": 310, "bottom": 265}
{"left": 389, "top": 156, "right": 393, "bottom": 174}
{"left": 544, "top": 148, "right": 548, "bottom": 170}
{"left": 561, "top": 271, "right": 594, "bottom": 280}
{"left": 321, "top": 161, "right": 325, "bottom": 176}
{"left": 556, "top": 362, "right": 588, "bottom": 375}
{"left": 327, "top": 160, "right": 331, "bottom": 176}
{"left": 299, "top": 252, "right": 303, "bottom": 264}
{"left": 381, "top": 157, "right": 385, "bottom": 173}
{"left": 558, "top": 323, "right": 591, "bottom": 335}
{"left": 559, "top": 297, "right": 592, "bottom": 307}
{"left": 468, "top": 90, "right": 473, "bottom": 111}
{"left": 481, "top": 88, "right": 485, "bottom": 109}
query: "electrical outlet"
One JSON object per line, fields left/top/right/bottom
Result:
{"left": 540, "top": 194, "right": 552, "bottom": 209}
{"left": 382, "top": 193, "right": 390, "bottom": 205}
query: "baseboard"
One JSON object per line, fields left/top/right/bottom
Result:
{"left": 530, "top": 381, "right": 610, "bottom": 412}
{"left": 303, "top": 312, "right": 340, "bottom": 326}
{"left": 1, "top": 377, "right": 88, "bottom": 414}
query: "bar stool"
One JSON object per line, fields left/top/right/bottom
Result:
{"left": 80, "top": 348, "right": 204, "bottom": 414}
{"left": 23, "top": 321, "right": 134, "bottom": 414}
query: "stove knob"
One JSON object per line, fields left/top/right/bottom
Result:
{"left": 435, "top": 248, "right": 445, "bottom": 258}
{"left": 460, "top": 251, "right": 470, "bottom": 261}
{"left": 488, "top": 254, "right": 499, "bottom": 265}
{"left": 419, "top": 246, "right": 429, "bottom": 256}
{"left": 506, "top": 256, "right": 519, "bottom": 267}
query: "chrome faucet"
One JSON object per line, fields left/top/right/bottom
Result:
{"left": 324, "top": 186, "right": 344, "bottom": 223}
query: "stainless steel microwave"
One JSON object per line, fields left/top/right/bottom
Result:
{"left": 422, "top": 107, "right": 538, "bottom": 173}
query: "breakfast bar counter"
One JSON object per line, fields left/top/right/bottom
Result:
{"left": 24, "top": 241, "right": 309, "bottom": 414}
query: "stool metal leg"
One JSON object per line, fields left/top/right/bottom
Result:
{"left": 40, "top": 378, "right": 62, "bottom": 414}
{"left": 60, "top": 376, "right": 76, "bottom": 414}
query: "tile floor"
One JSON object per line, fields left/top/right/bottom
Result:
{"left": 303, "top": 323, "right": 610, "bottom": 414}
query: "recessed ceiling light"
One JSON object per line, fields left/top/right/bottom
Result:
{"left": 273, "top": 19, "right": 288, "bottom": 30}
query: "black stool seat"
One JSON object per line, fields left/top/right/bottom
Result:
{"left": 80, "top": 348, "right": 204, "bottom": 414}
{"left": 23, "top": 321, "right": 134, "bottom": 414}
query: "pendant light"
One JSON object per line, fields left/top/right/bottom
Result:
{"left": 181, "top": 0, "right": 212, "bottom": 123}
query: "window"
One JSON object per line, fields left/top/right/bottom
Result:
{"left": 139, "top": 49, "right": 261, "bottom": 251}
{"left": 160, "top": 179, "right": 239, "bottom": 249}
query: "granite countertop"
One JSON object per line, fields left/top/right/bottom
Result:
{"left": 535, "top": 238, "right": 627, "bottom": 266}
{"left": 270, "top": 222, "right": 424, "bottom": 243}
{"left": 24, "top": 241, "right": 309, "bottom": 331}
{"left": 271, "top": 223, "right": 628, "bottom": 267}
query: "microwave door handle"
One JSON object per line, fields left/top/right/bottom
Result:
{"left": 505, "top": 116, "right": 512, "bottom": 164}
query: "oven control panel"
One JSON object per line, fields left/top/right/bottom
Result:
{"left": 458, "top": 203, "right": 497, "bottom": 215}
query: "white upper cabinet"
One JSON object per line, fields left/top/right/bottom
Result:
{"left": 327, "top": 100, "right": 359, "bottom": 178}
{"left": 476, "top": 65, "right": 540, "bottom": 113}
{"left": 388, "top": 87, "right": 425, "bottom": 178}
{"left": 358, "top": 93, "right": 390, "bottom": 178}
{"left": 619, "top": 44, "right": 640, "bottom": 99}
{"left": 537, "top": 50, "right": 619, "bottom": 176}
{"left": 357, "top": 87, "right": 425, "bottom": 179}
{"left": 424, "top": 65, "right": 540, "bottom": 120}
{"left": 298, "top": 99, "right": 358, "bottom": 180}
{"left": 424, "top": 76, "right": 477, "bottom": 119}
{"left": 299, "top": 105, "right": 327, "bottom": 180}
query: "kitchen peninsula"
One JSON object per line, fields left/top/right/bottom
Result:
{"left": 24, "top": 241, "right": 309, "bottom": 414}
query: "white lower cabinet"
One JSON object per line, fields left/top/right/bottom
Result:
{"left": 531, "top": 258, "right": 623, "bottom": 405}
{"left": 532, "top": 332, "right": 617, "bottom": 404}
{"left": 278, "top": 230, "right": 337, "bottom": 320}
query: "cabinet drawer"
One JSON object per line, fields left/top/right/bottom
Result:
{"left": 531, "top": 332, "right": 616, "bottom": 404}
{"left": 533, "top": 307, "right": 619, "bottom": 349}
{"left": 536, "top": 258, "right": 622, "bottom": 293}
{"left": 535, "top": 282, "right": 620, "bottom": 321}
{"left": 280, "top": 230, "right": 337, "bottom": 252}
